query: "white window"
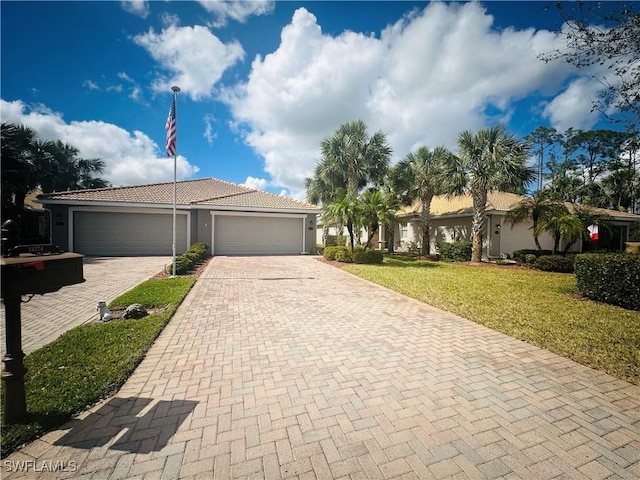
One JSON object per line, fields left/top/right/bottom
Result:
{"left": 400, "top": 223, "right": 408, "bottom": 239}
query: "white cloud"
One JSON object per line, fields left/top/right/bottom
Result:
{"left": 121, "top": 0, "right": 149, "bottom": 19}
{"left": 133, "top": 24, "right": 245, "bottom": 101}
{"left": 130, "top": 86, "right": 142, "bottom": 102}
{"left": 241, "top": 176, "right": 269, "bottom": 191}
{"left": 1, "top": 99, "right": 199, "bottom": 187}
{"left": 203, "top": 115, "right": 218, "bottom": 145}
{"left": 223, "top": 4, "right": 580, "bottom": 198}
{"left": 116, "top": 71, "right": 145, "bottom": 103}
{"left": 83, "top": 80, "right": 100, "bottom": 91}
{"left": 542, "top": 77, "right": 602, "bottom": 132}
{"left": 197, "top": 0, "right": 274, "bottom": 27}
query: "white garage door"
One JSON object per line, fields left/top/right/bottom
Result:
{"left": 214, "top": 216, "right": 303, "bottom": 255}
{"left": 74, "top": 211, "right": 188, "bottom": 256}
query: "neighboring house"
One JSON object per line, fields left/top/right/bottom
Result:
{"left": 395, "top": 191, "right": 640, "bottom": 259}
{"left": 37, "top": 178, "right": 320, "bottom": 256}
{"left": 316, "top": 191, "right": 640, "bottom": 259}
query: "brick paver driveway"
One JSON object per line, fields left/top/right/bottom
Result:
{"left": 4, "top": 256, "right": 639, "bottom": 479}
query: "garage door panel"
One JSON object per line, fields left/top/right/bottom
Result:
{"left": 215, "top": 216, "right": 302, "bottom": 255}
{"left": 74, "top": 212, "right": 187, "bottom": 256}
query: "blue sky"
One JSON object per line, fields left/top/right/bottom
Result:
{"left": 0, "top": 1, "right": 625, "bottom": 199}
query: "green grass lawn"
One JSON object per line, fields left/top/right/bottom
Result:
{"left": 1, "top": 276, "right": 196, "bottom": 458}
{"left": 343, "top": 256, "right": 640, "bottom": 385}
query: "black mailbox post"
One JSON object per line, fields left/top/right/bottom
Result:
{"left": 1, "top": 245, "right": 85, "bottom": 423}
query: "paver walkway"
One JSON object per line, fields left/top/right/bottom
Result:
{"left": 0, "top": 256, "right": 170, "bottom": 355}
{"left": 3, "top": 256, "right": 639, "bottom": 479}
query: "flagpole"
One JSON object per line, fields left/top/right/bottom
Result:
{"left": 171, "top": 85, "right": 180, "bottom": 277}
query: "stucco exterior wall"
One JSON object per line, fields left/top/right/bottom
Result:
{"left": 431, "top": 218, "right": 472, "bottom": 249}
{"left": 48, "top": 204, "right": 71, "bottom": 252}
{"left": 305, "top": 214, "right": 317, "bottom": 252}
{"left": 194, "top": 210, "right": 212, "bottom": 247}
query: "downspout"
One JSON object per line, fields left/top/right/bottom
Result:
{"left": 301, "top": 217, "right": 307, "bottom": 254}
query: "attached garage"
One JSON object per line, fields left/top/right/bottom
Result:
{"left": 38, "top": 178, "right": 320, "bottom": 256}
{"left": 213, "top": 214, "right": 304, "bottom": 255}
{"left": 73, "top": 210, "right": 189, "bottom": 256}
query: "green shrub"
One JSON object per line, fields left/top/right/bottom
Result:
{"left": 575, "top": 254, "right": 640, "bottom": 310}
{"left": 323, "top": 246, "right": 339, "bottom": 261}
{"left": 524, "top": 254, "right": 537, "bottom": 265}
{"left": 513, "top": 249, "right": 553, "bottom": 265}
{"left": 171, "top": 242, "right": 210, "bottom": 275}
{"left": 189, "top": 242, "right": 209, "bottom": 255}
{"left": 326, "top": 235, "right": 347, "bottom": 247}
{"left": 173, "top": 256, "right": 193, "bottom": 275}
{"left": 437, "top": 241, "right": 472, "bottom": 262}
{"left": 534, "top": 255, "right": 574, "bottom": 273}
{"left": 353, "top": 250, "right": 383, "bottom": 264}
{"left": 323, "top": 245, "right": 353, "bottom": 262}
{"left": 334, "top": 247, "right": 353, "bottom": 263}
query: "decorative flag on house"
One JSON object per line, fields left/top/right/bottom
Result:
{"left": 588, "top": 224, "right": 599, "bottom": 243}
{"left": 165, "top": 97, "right": 177, "bottom": 157}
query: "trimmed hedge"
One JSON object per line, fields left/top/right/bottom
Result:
{"left": 574, "top": 253, "right": 640, "bottom": 310}
{"left": 534, "top": 255, "right": 574, "bottom": 273}
{"left": 323, "top": 245, "right": 353, "bottom": 263}
{"left": 437, "top": 241, "right": 472, "bottom": 262}
{"left": 513, "top": 249, "right": 553, "bottom": 265}
{"left": 172, "top": 242, "right": 210, "bottom": 275}
{"left": 353, "top": 250, "right": 383, "bottom": 264}
{"left": 525, "top": 254, "right": 537, "bottom": 266}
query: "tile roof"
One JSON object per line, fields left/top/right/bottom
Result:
{"left": 37, "top": 177, "right": 320, "bottom": 212}
{"left": 399, "top": 191, "right": 640, "bottom": 221}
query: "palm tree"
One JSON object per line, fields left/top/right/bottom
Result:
{"left": 358, "top": 189, "right": 399, "bottom": 250}
{"left": 505, "top": 190, "right": 564, "bottom": 250}
{"left": 380, "top": 165, "right": 410, "bottom": 253}
{"left": 569, "top": 206, "right": 614, "bottom": 252}
{"left": 534, "top": 204, "right": 582, "bottom": 254}
{"left": 396, "top": 145, "right": 453, "bottom": 255}
{"left": 321, "top": 189, "right": 360, "bottom": 248}
{"left": 1, "top": 123, "right": 40, "bottom": 219}
{"left": 317, "top": 120, "right": 392, "bottom": 250}
{"left": 305, "top": 164, "right": 337, "bottom": 246}
{"left": 443, "top": 125, "right": 535, "bottom": 262}
{"left": 41, "top": 140, "right": 108, "bottom": 193}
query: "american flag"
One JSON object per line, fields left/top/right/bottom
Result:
{"left": 165, "top": 97, "right": 177, "bottom": 157}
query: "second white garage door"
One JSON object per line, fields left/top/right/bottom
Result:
{"left": 214, "top": 216, "right": 303, "bottom": 255}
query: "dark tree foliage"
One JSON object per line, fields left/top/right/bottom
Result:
{"left": 541, "top": 2, "right": 640, "bottom": 134}
{"left": 1, "top": 122, "right": 111, "bottom": 228}
{"left": 531, "top": 126, "right": 638, "bottom": 212}
{"left": 525, "top": 126, "right": 562, "bottom": 191}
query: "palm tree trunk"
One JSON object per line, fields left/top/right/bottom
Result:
{"left": 347, "top": 221, "right": 355, "bottom": 251}
{"left": 387, "top": 224, "right": 395, "bottom": 254}
{"left": 533, "top": 225, "right": 542, "bottom": 251}
{"left": 471, "top": 189, "right": 487, "bottom": 263}
{"left": 534, "top": 237, "right": 542, "bottom": 250}
{"left": 322, "top": 225, "right": 329, "bottom": 246}
{"left": 420, "top": 195, "right": 433, "bottom": 256}
{"left": 553, "top": 231, "right": 560, "bottom": 254}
